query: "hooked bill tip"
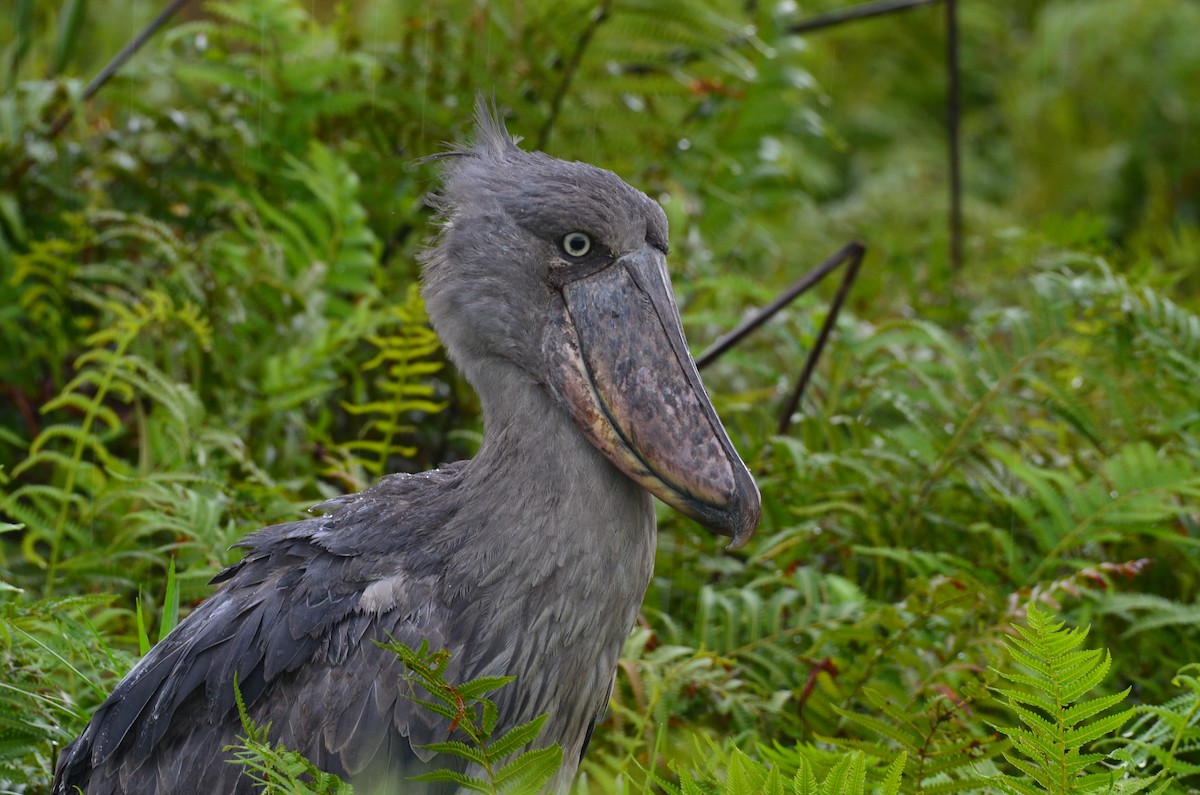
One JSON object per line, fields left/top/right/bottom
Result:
{"left": 721, "top": 479, "right": 762, "bottom": 551}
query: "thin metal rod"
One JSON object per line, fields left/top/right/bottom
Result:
{"left": 788, "top": 0, "right": 962, "bottom": 270}
{"left": 4, "top": 0, "right": 192, "bottom": 188}
{"left": 788, "top": 0, "right": 939, "bottom": 34}
{"left": 696, "top": 241, "right": 865, "bottom": 369}
{"left": 945, "top": 0, "right": 963, "bottom": 270}
{"left": 776, "top": 243, "right": 865, "bottom": 434}
{"left": 53, "top": 0, "right": 192, "bottom": 136}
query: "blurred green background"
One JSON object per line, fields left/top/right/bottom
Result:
{"left": 2, "top": 0, "right": 1199, "bottom": 791}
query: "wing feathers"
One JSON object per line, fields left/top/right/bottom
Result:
{"left": 54, "top": 467, "right": 471, "bottom": 795}
{"left": 91, "top": 642, "right": 187, "bottom": 762}
{"left": 329, "top": 680, "right": 392, "bottom": 774}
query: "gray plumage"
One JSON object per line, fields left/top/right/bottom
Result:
{"left": 53, "top": 103, "right": 758, "bottom": 794}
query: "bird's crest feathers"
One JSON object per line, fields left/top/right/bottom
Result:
{"left": 420, "top": 96, "right": 521, "bottom": 165}
{"left": 472, "top": 96, "right": 523, "bottom": 156}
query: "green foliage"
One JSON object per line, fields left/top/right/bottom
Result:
{"left": 662, "top": 744, "right": 906, "bottom": 795}
{"left": 136, "top": 557, "right": 180, "bottom": 656}
{"left": 823, "top": 684, "right": 1007, "bottom": 791}
{"left": 2, "top": 0, "right": 1200, "bottom": 793}
{"left": 382, "top": 639, "right": 564, "bottom": 794}
{"left": 991, "top": 603, "right": 1159, "bottom": 795}
{"left": 1113, "top": 665, "right": 1200, "bottom": 781}
{"left": 227, "top": 675, "right": 355, "bottom": 794}
{"left": 0, "top": 582, "right": 130, "bottom": 788}
{"left": 1004, "top": 0, "right": 1200, "bottom": 246}
{"left": 338, "top": 284, "right": 446, "bottom": 478}
{"left": 7, "top": 285, "right": 214, "bottom": 596}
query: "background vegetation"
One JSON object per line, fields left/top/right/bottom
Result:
{"left": 2, "top": 0, "right": 1199, "bottom": 791}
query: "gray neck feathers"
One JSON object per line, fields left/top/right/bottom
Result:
{"left": 453, "top": 357, "right": 655, "bottom": 609}
{"left": 446, "top": 358, "right": 656, "bottom": 768}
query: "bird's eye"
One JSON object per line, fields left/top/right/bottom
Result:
{"left": 560, "top": 231, "right": 592, "bottom": 259}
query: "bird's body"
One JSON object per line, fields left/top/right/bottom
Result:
{"left": 54, "top": 104, "right": 757, "bottom": 794}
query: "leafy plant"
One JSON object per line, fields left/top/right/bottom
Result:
{"left": 1114, "top": 664, "right": 1200, "bottom": 783}
{"left": 226, "top": 639, "right": 564, "bottom": 794}
{"left": 381, "top": 639, "right": 564, "bottom": 794}
{"left": 0, "top": 582, "right": 130, "bottom": 788}
{"left": 991, "top": 603, "right": 1166, "bottom": 795}
{"left": 337, "top": 283, "right": 446, "bottom": 480}
{"left": 2, "top": 0, "right": 1200, "bottom": 793}
{"left": 824, "top": 684, "right": 1006, "bottom": 792}
{"left": 662, "top": 744, "right": 906, "bottom": 795}
{"left": 227, "top": 675, "right": 354, "bottom": 795}
{"left": 5, "top": 287, "right": 213, "bottom": 596}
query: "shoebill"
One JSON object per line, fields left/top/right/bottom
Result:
{"left": 52, "top": 103, "right": 760, "bottom": 794}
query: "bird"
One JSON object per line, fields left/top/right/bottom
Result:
{"left": 52, "top": 100, "right": 760, "bottom": 794}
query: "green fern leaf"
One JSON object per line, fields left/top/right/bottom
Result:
{"left": 481, "top": 700, "right": 500, "bottom": 737}
{"left": 995, "top": 679, "right": 1062, "bottom": 716}
{"left": 456, "top": 676, "right": 518, "bottom": 700}
{"left": 408, "top": 768, "right": 492, "bottom": 791}
{"left": 336, "top": 284, "right": 445, "bottom": 476}
{"left": 992, "top": 604, "right": 1166, "bottom": 794}
{"left": 828, "top": 706, "right": 915, "bottom": 751}
{"left": 1064, "top": 706, "right": 1134, "bottom": 746}
{"left": 761, "top": 764, "right": 786, "bottom": 795}
{"left": 486, "top": 713, "right": 549, "bottom": 760}
{"left": 727, "top": 748, "right": 765, "bottom": 793}
{"left": 818, "top": 753, "right": 865, "bottom": 795}
{"left": 1061, "top": 690, "right": 1131, "bottom": 728}
{"left": 794, "top": 756, "right": 819, "bottom": 795}
{"left": 418, "top": 739, "right": 489, "bottom": 767}
{"left": 878, "top": 751, "right": 905, "bottom": 795}
{"left": 410, "top": 697, "right": 463, "bottom": 724}
{"left": 1056, "top": 655, "right": 1112, "bottom": 704}
{"left": 493, "top": 744, "right": 563, "bottom": 793}
{"left": 1000, "top": 726, "right": 1059, "bottom": 770}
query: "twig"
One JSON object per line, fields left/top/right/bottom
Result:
{"left": 695, "top": 242, "right": 866, "bottom": 435}
{"left": 696, "top": 242, "right": 864, "bottom": 369}
{"left": 788, "top": 0, "right": 940, "bottom": 34}
{"left": 775, "top": 243, "right": 864, "bottom": 434}
{"left": 3, "top": 0, "right": 193, "bottom": 190}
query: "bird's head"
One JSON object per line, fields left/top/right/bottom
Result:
{"left": 421, "top": 102, "right": 759, "bottom": 549}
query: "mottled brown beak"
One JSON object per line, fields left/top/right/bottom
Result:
{"left": 544, "top": 247, "right": 760, "bottom": 549}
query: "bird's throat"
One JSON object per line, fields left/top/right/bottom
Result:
{"left": 452, "top": 362, "right": 655, "bottom": 767}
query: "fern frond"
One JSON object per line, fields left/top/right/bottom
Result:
{"left": 1098, "top": 593, "right": 1200, "bottom": 638}
{"left": 1112, "top": 664, "right": 1200, "bottom": 779}
{"left": 380, "top": 638, "right": 563, "bottom": 790}
{"left": 493, "top": 744, "right": 564, "bottom": 793}
{"left": 336, "top": 283, "right": 446, "bottom": 477}
{"left": 486, "top": 714, "right": 550, "bottom": 760}
{"left": 418, "top": 739, "right": 489, "bottom": 768}
{"left": 226, "top": 676, "right": 354, "bottom": 794}
{"left": 823, "top": 684, "right": 1004, "bottom": 792}
{"left": 991, "top": 604, "right": 1163, "bottom": 794}
{"left": 408, "top": 767, "right": 493, "bottom": 791}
